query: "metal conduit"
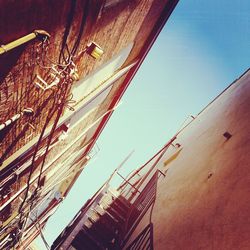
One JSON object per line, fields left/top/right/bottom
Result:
{"left": 0, "top": 30, "right": 50, "bottom": 55}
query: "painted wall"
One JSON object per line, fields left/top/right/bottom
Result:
{"left": 126, "top": 70, "right": 250, "bottom": 249}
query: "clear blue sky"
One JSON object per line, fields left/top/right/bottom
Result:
{"left": 36, "top": 0, "right": 250, "bottom": 247}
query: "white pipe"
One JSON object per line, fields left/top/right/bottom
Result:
{"left": 0, "top": 114, "right": 22, "bottom": 131}
{"left": 0, "top": 108, "right": 34, "bottom": 132}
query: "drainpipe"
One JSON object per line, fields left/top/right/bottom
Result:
{"left": 0, "top": 108, "right": 34, "bottom": 132}
{"left": 0, "top": 30, "right": 50, "bottom": 55}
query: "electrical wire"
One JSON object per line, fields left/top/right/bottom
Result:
{"left": 59, "top": 0, "right": 90, "bottom": 64}
{"left": 37, "top": 38, "right": 74, "bottom": 69}
{"left": 70, "top": 0, "right": 90, "bottom": 57}
{"left": 17, "top": 90, "right": 59, "bottom": 227}
{"left": 28, "top": 211, "right": 50, "bottom": 250}
{"left": 8, "top": 0, "right": 91, "bottom": 245}
{"left": 0, "top": 88, "right": 56, "bottom": 167}
{"left": 18, "top": 100, "right": 121, "bottom": 223}
{"left": 59, "top": 0, "right": 77, "bottom": 64}
{"left": 17, "top": 64, "right": 75, "bottom": 243}
{"left": 35, "top": 79, "right": 72, "bottom": 191}
{"left": 23, "top": 0, "right": 92, "bottom": 215}
{"left": 1, "top": 8, "right": 78, "bottom": 246}
{"left": 0, "top": 39, "right": 73, "bottom": 168}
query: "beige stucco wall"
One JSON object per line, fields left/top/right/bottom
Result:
{"left": 127, "top": 70, "right": 250, "bottom": 249}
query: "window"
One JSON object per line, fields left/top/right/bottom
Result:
{"left": 71, "top": 42, "right": 134, "bottom": 107}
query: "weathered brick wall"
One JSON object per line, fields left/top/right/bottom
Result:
{"left": 0, "top": 0, "right": 166, "bottom": 163}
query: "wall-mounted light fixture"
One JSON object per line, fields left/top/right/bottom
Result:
{"left": 86, "top": 42, "right": 104, "bottom": 59}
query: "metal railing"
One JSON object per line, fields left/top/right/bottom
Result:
{"left": 120, "top": 170, "right": 159, "bottom": 248}
{"left": 53, "top": 159, "right": 162, "bottom": 249}
{"left": 126, "top": 223, "right": 153, "bottom": 250}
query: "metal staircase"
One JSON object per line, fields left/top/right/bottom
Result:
{"left": 70, "top": 191, "right": 131, "bottom": 250}
{"left": 52, "top": 170, "right": 160, "bottom": 250}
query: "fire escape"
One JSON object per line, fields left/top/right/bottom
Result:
{"left": 52, "top": 169, "right": 162, "bottom": 250}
